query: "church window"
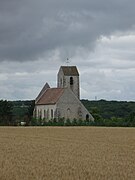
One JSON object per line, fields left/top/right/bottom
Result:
{"left": 78, "top": 107, "right": 82, "bottom": 118}
{"left": 51, "top": 109, "right": 53, "bottom": 119}
{"left": 70, "top": 77, "right": 73, "bottom": 85}
{"left": 44, "top": 110, "right": 46, "bottom": 119}
{"left": 39, "top": 110, "right": 42, "bottom": 120}
{"left": 67, "top": 108, "right": 71, "bottom": 118}
{"left": 86, "top": 114, "right": 89, "bottom": 121}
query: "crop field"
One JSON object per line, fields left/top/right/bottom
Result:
{"left": 0, "top": 127, "right": 134, "bottom": 180}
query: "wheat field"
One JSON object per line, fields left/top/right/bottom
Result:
{"left": 0, "top": 127, "right": 134, "bottom": 180}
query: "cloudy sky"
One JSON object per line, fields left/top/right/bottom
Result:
{"left": 0, "top": 0, "right": 135, "bottom": 101}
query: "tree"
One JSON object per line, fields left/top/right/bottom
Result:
{"left": 90, "top": 107, "right": 103, "bottom": 125}
{"left": 26, "top": 100, "right": 35, "bottom": 125}
{"left": 126, "top": 112, "right": 135, "bottom": 126}
{"left": 65, "top": 118, "right": 71, "bottom": 126}
{"left": 0, "top": 100, "right": 13, "bottom": 125}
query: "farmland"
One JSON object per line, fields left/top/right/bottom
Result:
{"left": 0, "top": 127, "right": 135, "bottom": 180}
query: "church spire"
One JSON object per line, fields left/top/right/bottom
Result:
{"left": 57, "top": 66, "right": 80, "bottom": 99}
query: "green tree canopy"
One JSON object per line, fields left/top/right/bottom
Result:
{"left": 0, "top": 100, "right": 13, "bottom": 125}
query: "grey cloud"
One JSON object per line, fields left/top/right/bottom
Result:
{"left": 1, "top": 0, "right": 135, "bottom": 101}
{"left": 0, "top": 0, "right": 135, "bottom": 61}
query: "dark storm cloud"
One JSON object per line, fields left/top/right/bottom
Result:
{"left": 0, "top": 0, "right": 135, "bottom": 61}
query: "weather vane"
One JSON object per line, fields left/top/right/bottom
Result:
{"left": 66, "top": 58, "right": 70, "bottom": 66}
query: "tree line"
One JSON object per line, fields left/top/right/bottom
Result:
{"left": 0, "top": 99, "right": 135, "bottom": 126}
{"left": 82, "top": 99, "right": 135, "bottom": 127}
{"left": 0, "top": 100, "right": 35, "bottom": 126}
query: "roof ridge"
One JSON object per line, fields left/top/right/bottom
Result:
{"left": 35, "top": 82, "right": 50, "bottom": 103}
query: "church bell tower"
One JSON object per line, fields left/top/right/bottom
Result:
{"left": 57, "top": 66, "right": 80, "bottom": 99}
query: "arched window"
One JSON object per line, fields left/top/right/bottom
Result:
{"left": 70, "top": 77, "right": 73, "bottom": 85}
{"left": 40, "top": 110, "right": 42, "bottom": 120}
{"left": 51, "top": 109, "right": 53, "bottom": 119}
{"left": 78, "top": 107, "right": 82, "bottom": 118}
{"left": 86, "top": 114, "right": 89, "bottom": 121}
{"left": 67, "top": 108, "right": 71, "bottom": 118}
{"left": 44, "top": 110, "right": 46, "bottom": 119}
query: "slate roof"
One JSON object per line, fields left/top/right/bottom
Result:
{"left": 61, "top": 66, "right": 79, "bottom": 76}
{"left": 36, "top": 88, "right": 64, "bottom": 105}
{"left": 35, "top": 83, "right": 50, "bottom": 103}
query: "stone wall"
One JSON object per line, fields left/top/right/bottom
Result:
{"left": 35, "top": 104, "right": 56, "bottom": 120}
{"left": 57, "top": 88, "right": 94, "bottom": 121}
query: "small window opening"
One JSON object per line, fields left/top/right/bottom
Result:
{"left": 70, "top": 77, "right": 73, "bottom": 85}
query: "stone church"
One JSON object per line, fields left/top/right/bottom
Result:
{"left": 34, "top": 66, "right": 94, "bottom": 121}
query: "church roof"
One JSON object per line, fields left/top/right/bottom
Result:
{"left": 61, "top": 66, "right": 79, "bottom": 76}
{"left": 36, "top": 88, "right": 64, "bottom": 105}
{"left": 35, "top": 82, "right": 50, "bottom": 103}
